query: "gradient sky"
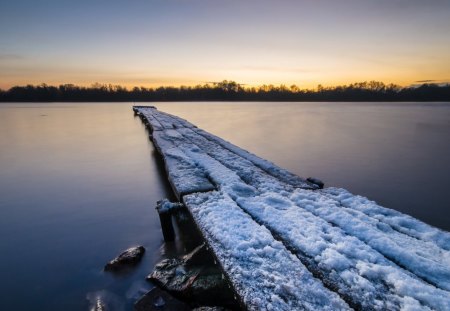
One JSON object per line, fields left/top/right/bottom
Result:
{"left": 1, "top": 0, "right": 449, "bottom": 89}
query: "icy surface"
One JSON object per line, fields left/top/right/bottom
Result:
{"left": 151, "top": 130, "right": 215, "bottom": 199}
{"left": 156, "top": 199, "right": 184, "bottom": 213}
{"left": 135, "top": 106, "right": 450, "bottom": 311}
{"left": 184, "top": 191, "right": 350, "bottom": 311}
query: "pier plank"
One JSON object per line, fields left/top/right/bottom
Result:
{"left": 135, "top": 106, "right": 450, "bottom": 311}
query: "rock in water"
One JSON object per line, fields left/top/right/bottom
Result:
{"left": 147, "top": 244, "right": 237, "bottom": 308}
{"left": 104, "top": 246, "right": 145, "bottom": 271}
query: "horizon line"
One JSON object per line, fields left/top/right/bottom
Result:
{"left": 2, "top": 80, "right": 450, "bottom": 92}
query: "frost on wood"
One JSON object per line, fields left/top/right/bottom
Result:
{"left": 135, "top": 106, "right": 450, "bottom": 311}
{"left": 184, "top": 191, "right": 350, "bottom": 311}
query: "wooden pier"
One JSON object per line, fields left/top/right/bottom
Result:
{"left": 134, "top": 106, "right": 450, "bottom": 311}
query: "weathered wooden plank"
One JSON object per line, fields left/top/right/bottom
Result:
{"left": 183, "top": 191, "right": 350, "bottom": 311}
{"left": 151, "top": 130, "right": 215, "bottom": 200}
{"left": 135, "top": 106, "right": 450, "bottom": 311}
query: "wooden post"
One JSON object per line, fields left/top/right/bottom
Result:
{"left": 156, "top": 203, "right": 175, "bottom": 242}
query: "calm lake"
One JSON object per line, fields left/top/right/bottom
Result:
{"left": 0, "top": 102, "right": 449, "bottom": 310}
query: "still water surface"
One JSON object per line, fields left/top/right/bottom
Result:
{"left": 0, "top": 102, "right": 449, "bottom": 310}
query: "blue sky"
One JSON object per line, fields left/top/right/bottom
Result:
{"left": 1, "top": 0, "right": 449, "bottom": 88}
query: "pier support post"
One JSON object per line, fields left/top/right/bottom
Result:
{"left": 157, "top": 209, "right": 175, "bottom": 242}
{"left": 155, "top": 199, "right": 184, "bottom": 242}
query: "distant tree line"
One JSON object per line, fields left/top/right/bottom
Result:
{"left": 1, "top": 80, "right": 449, "bottom": 102}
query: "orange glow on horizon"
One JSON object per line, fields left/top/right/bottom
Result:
{"left": 1, "top": 0, "right": 449, "bottom": 91}
{"left": 1, "top": 75, "right": 448, "bottom": 91}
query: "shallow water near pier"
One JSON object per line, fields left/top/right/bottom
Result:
{"left": 0, "top": 101, "right": 449, "bottom": 310}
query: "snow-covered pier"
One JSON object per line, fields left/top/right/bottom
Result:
{"left": 134, "top": 106, "right": 450, "bottom": 311}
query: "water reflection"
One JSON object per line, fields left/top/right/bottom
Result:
{"left": 0, "top": 103, "right": 173, "bottom": 311}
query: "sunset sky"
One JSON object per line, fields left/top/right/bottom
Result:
{"left": 0, "top": 0, "right": 449, "bottom": 89}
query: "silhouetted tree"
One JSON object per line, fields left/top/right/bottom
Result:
{"left": 0, "top": 80, "right": 449, "bottom": 102}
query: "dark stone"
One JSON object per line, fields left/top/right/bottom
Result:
{"left": 147, "top": 244, "right": 237, "bottom": 308}
{"left": 307, "top": 177, "right": 325, "bottom": 189}
{"left": 134, "top": 287, "right": 191, "bottom": 311}
{"left": 104, "top": 246, "right": 145, "bottom": 271}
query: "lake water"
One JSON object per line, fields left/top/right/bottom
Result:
{"left": 0, "top": 102, "right": 449, "bottom": 310}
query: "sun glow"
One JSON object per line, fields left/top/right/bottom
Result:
{"left": 0, "top": 0, "right": 449, "bottom": 90}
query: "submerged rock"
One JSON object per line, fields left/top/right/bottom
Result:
{"left": 134, "top": 287, "right": 190, "bottom": 311}
{"left": 104, "top": 246, "right": 145, "bottom": 271}
{"left": 147, "top": 244, "right": 237, "bottom": 308}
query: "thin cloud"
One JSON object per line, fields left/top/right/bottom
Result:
{"left": 409, "top": 81, "right": 450, "bottom": 87}
{"left": 414, "top": 79, "right": 450, "bottom": 85}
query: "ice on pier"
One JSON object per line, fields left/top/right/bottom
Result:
{"left": 184, "top": 191, "right": 350, "bottom": 311}
{"left": 136, "top": 106, "right": 450, "bottom": 311}
{"left": 151, "top": 130, "right": 215, "bottom": 199}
